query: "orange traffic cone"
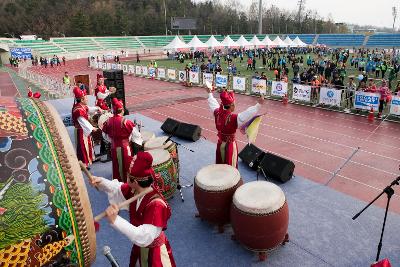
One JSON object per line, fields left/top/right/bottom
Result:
{"left": 368, "top": 107, "right": 374, "bottom": 122}
{"left": 282, "top": 94, "right": 288, "bottom": 105}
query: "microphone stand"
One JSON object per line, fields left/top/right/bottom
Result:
{"left": 352, "top": 174, "right": 400, "bottom": 262}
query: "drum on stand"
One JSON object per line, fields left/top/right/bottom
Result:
{"left": 131, "top": 130, "right": 155, "bottom": 155}
{"left": 147, "top": 149, "right": 177, "bottom": 199}
{"left": 89, "top": 112, "right": 102, "bottom": 145}
{"left": 230, "top": 181, "right": 289, "bottom": 261}
{"left": 194, "top": 164, "right": 243, "bottom": 233}
{"left": 144, "top": 136, "right": 180, "bottom": 178}
{"left": 0, "top": 97, "right": 95, "bottom": 266}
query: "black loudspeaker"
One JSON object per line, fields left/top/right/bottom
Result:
{"left": 161, "top": 118, "right": 180, "bottom": 134}
{"left": 259, "top": 153, "right": 295, "bottom": 183}
{"left": 103, "top": 69, "right": 123, "bottom": 80}
{"left": 176, "top": 123, "right": 201, "bottom": 142}
{"left": 238, "top": 144, "right": 265, "bottom": 170}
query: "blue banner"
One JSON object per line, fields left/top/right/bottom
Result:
{"left": 215, "top": 74, "right": 228, "bottom": 88}
{"left": 10, "top": 47, "right": 32, "bottom": 59}
{"left": 354, "top": 91, "right": 380, "bottom": 110}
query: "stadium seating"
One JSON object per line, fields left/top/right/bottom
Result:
{"left": 94, "top": 37, "right": 142, "bottom": 49}
{"left": 287, "top": 34, "right": 315, "bottom": 45}
{"left": 366, "top": 34, "right": 400, "bottom": 47}
{"left": 52, "top": 38, "right": 102, "bottom": 53}
{"left": 13, "top": 40, "right": 64, "bottom": 55}
{"left": 138, "top": 36, "right": 176, "bottom": 48}
{"left": 315, "top": 34, "right": 364, "bottom": 46}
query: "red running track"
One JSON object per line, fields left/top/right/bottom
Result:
{"left": 0, "top": 71, "right": 19, "bottom": 97}
{"left": 28, "top": 60, "right": 400, "bottom": 213}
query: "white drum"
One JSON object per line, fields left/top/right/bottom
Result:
{"left": 195, "top": 164, "right": 241, "bottom": 191}
{"left": 145, "top": 136, "right": 179, "bottom": 178}
{"left": 97, "top": 112, "right": 113, "bottom": 130}
{"left": 140, "top": 130, "right": 155, "bottom": 143}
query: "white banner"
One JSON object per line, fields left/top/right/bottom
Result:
{"left": 189, "top": 71, "right": 199, "bottom": 84}
{"left": 157, "top": 68, "right": 166, "bottom": 79}
{"left": 148, "top": 67, "right": 156, "bottom": 77}
{"left": 233, "top": 77, "right": 246, "bottom": 92}
{"left": 106, "top": 63, "right": 112, "bottom": 69}
{"left": 142, "top": 66, "right": 148, "bottom": 76}
{"left": 203, "top": 73, "right": 213, "bottom": 85}
{"left": 271, "top": 81, "right": 288, "bottom": 97}
{"left": 117, "top": 64, "right": 122, "bottom": 70}
{"left": 102, "top": 63, "right": 107, "bottom": 70}
{"left": 215, "top": 74, "right": 228, "bottom": 88}
{"left": 292, "top": 84, "right": 311, "bottom": 102}
{"left": 135, "top": 66, "right": 142, "bottom": 75}
{"left": 319, "top": 87, "right": 342, "bottom": 107}
{"left": 354, "top": 91, "right": 380, "bottom": 110}
{"left": 178, "top": 71, "right": 186, "bottom": 82}
{"left": 94, "top": 62, "right": 99, "bottom": 69}
{"left": 128, "top": 65, "right": 135, "bottom": 74}
{"left": 168, "top": 69, "right": 176, "bottom": 80}
{"left": 251, "top": 79, "right": 267, "bottom": 95}
{"left": 390, "top": 95, "right": 400, "bottom": 115}
{"left": 111, "top": 64, "right": 117, "bottom": 70}
{"left": 122, "top": 64, "right": 128, "bottom": 73}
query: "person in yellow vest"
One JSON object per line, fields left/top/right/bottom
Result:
{"left": 63, "top": 72, "right": 70, "bottom": 85}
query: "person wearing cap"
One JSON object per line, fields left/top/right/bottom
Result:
{"left": 206, "top": 87, "right": 264, "bottom": 168}
{"left": 102, "top": 98, "right": 143, "bottom": 182}
{"left": 94, "top": 74, "right": 115, "bottom": 110}
{"left": 90, "top": 151, "right": 176, "bottom": 267}
{"left": 72, "top": 86, "right": 100, "bottom": 167}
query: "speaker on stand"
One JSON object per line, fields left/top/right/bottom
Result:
{"left": 161, "top": 118, "right": 202, "bottom": 142}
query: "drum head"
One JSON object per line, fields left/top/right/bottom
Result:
{"left": 233, "top": 181, "right": 285, "bottom": 214}
{"left": 147, "top": 149, "right": 171, "bottom": 165}
{"left": 141, "top": 130, "right": 155, "bottom": 143}
{"left": 98, "top": 112, "right": 113, "bottom": 130}
{"left": 144, "top": 136, "right": 171, "bottom": 150}
{"left": 195, "top": 164, "right": 241, "bottom": 191}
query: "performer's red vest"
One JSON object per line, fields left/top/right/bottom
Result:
{"left": 102, "top": 115, "right": 134, "bottom": 149}
{"left": 72, "top": 103, "right": 89, "bottom": 129}
{"left": 214, "top": 106, "right": 238, "bottom": 142}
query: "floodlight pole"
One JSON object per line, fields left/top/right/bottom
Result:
{"left": 258, "top": 0, "right": 263, "bottom": 34}
{"left": 164, "top": 0, "right": 168, "bottom": 36}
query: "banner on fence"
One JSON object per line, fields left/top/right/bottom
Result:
{"left": 203, "top": 73, "right": 213, "bottom": 85}
{"left": 190, "top": 71, "right": 199, "bottom": 83}
{"left": 390, "top": 95, "right": 400, "bottom": 115}
{"left": 292, "top": 84, "right": 312, "bottom": 102}
{"left": 128, "top": 65, "right": 135, "bottom": 74}
{"left": 168, "top": 69, "right": 176, "bottom": 80}
{"left": 111, "top": 64, "right": 117, "bottom": 70}
{"left": 117, "top": 64, "right": 122, "bottom": 70}
{"left": 148, "top": 67, "right": 156, "bottom": 78}
{"left": 93, "top": 61, "right": 98, "bottom": 69}
{"left": 10, "top": 47, "right": 32, "bottom": 59}
{"left": 233, "top": 77, "right": 246, "bottom": 92}
{"left": 251, "top": 79, "right": 267, "bottom": 95}
{"left": 215, "top": 74, "right": 228, "bottom": 88}
{"left": 107, "top": 63, "right": 112, "bottom": 69}
{"left": 319, "top": 87, "right": 342, "bottom": 107}
{"left": 178, "top": 71, "right": 186, "bottom": 82}
{"left": 157, "top": 68, "right": 166, "bottom": 79}
{"left": 122, "top": 64, "right": 128, "bottom": 73}
{"left": 136, "top": 66, "right": 142, "bottom": 75}
{"left": 354, "top": 91, "right": 380, "bottom": 110}
{"left": 142, "top": 66, "right": 148, "bottom": 76}
{"left": 271, "top": 81, "right": 288, "bottom": 97}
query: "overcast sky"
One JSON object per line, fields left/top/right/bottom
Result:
{"left": 194, "top": 0, "right": 399, "bottom": 28}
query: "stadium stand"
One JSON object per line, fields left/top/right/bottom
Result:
{"left": 137, "top": 36, "right": 176, "bottom": 48}
{"left": 52, "top": 38, "right": 102, "bottom": 53}
{"left": 316, "top": 34, "right": 365, "bottom": 46}
{"left": 366, "top": 33, "right": 400, "bottom": 47}
{"left": 94, "top": 37, "right": 142, "bottom": 50}
{"left": 287, "top": 34, "right": 315, "bottom": 45}
{"left": 14, "top": 40, "right": 64, "bottom": 55}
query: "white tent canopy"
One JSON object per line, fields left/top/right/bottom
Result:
{"left": 273, "top": 36, "right": 287, "bottom": 47}
{"left": 235, "top": 35, "right": 252, "bottom": 48}
{"left": 292, "top": 36, "right": 308, "bottom": 47}
{"left": 283, "top": 36, "right": 295, "bottom": 47}
{"left": 163, "top": 36, "right": 190, "bottom": 51}
{"left": 262, "top": 36, "right": 275, "bottom": 47}
{"left": 221, "top": 35, "right": 238, "bottom": 48}
{"left": 249, "top": 35, "right": 265, "bottom": 48}
{"left": 187, "top": 35, "right": 207, "bottom": 50}
{"left": 205, "top": 35, "right": 222, "bottom": 48}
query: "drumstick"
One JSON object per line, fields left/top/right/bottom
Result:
{"left": 79, "top": 161, "right": 99, "bottom": 191}
{"left": 94, "top": 187, "right": 153, "bottom": 222}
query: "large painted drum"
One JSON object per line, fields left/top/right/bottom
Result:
{"left": 194, "top": 164, "right": 243, "bottom": 232}
{"left": 144, "top": 136, "right": 179, "bottom": 178}
{"left": 231, "top": 181, "right": 289, "bottom": 260}
{"left": 0, "top": 98, "right": 96, "bottom": 266}
{"left": 147, "top": 149, "right": 177, "bottom": 199}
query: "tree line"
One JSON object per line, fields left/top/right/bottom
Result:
{"left": 0, "top": 0, "right": 349, "bottom": 38}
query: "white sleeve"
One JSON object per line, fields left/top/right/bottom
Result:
{"left": 111, "top": 216, "right": 162, "bottom": 247}
{"left": 77, "top": 117, "right": 94, "bottom": 137}
{"left": 97, "top": 91, "right": 109, "bottom": 100}
{"left": 237, "top": 103, "right": 261, "bottom": 127}
{"left": 208, "top": 93, "right": 219, "bottom": 112}
{"left": 88, "top": 106, "right": 99, "bottom": 114}
{"left": 102, "top": 132, "right": 111, "bottom": 143}
{"left": 96, "top": 178, "right": 127, "bottom": 209}
{"left": 129, "top": 127, "right": 143, "bottom": 145}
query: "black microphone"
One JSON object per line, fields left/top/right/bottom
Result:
{"left": 103, "top": 246, "right": 120, "bottom": 267}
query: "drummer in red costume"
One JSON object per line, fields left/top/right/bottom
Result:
{"left": 90, "top": 151, "right": 176, "bottom": 267}
{"left": 207, "top": 87, "right": 264, "bottom": 168}
{"left": 72, "top": 86, "right": 100, "bottom": 167}
{"left": 94, "top": 74, "right": 114, "bottom": 110}
{"left": 102, "top": 98, "right": 143, "bottom": 182}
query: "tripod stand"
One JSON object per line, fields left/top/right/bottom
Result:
{"left": 352, "top": 174, "right": 400, "bottom": 262}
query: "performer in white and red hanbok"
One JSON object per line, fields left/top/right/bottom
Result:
{"left": 102, "top": 98, "right": 143, "bottom": 182}
{"left": 90, "top": 151, "right": 176, "bottom": 267}
{"left": 72, "top": 86, "right": 100, "bottom": 167}
{"left": 207, "top": 88, "right": 264, "bottom": 168}
{"left": 94, "top": 74, "right": 114, "bottom": 110}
